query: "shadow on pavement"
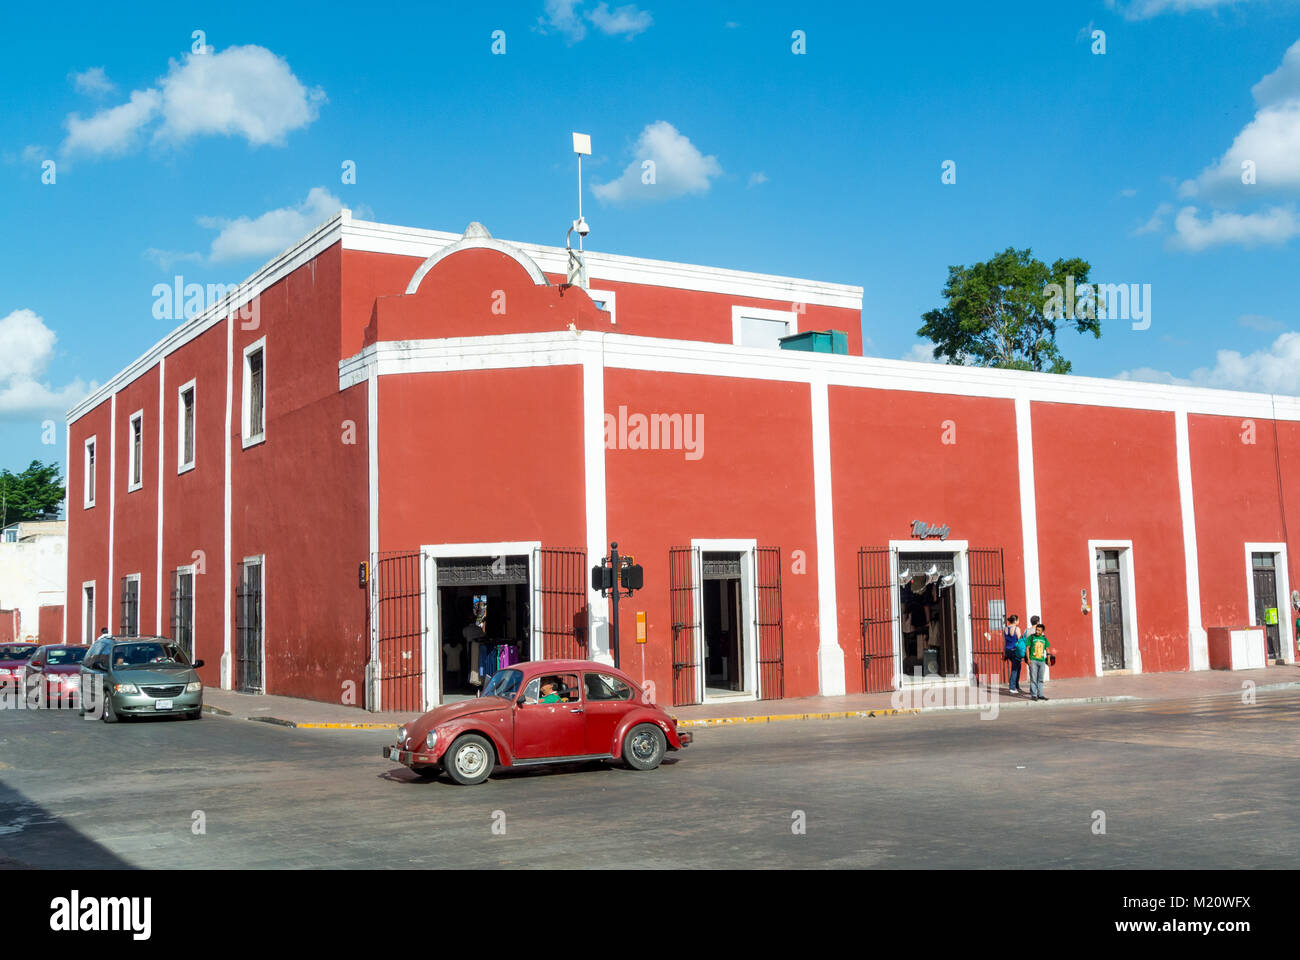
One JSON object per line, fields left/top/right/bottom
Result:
{"left": 0, "top": 779, "right": 134, "bottom": 869}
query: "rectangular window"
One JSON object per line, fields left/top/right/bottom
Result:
{"left": 178, "top": 381, "right": 196, "bottom": 472}
{"left": 119, "top": 575, "right": 140, "bottom": 637}
{"left": 243, "top": 340, "right": 266, "bottom": 447}
{"left": 731, "top": 306, "right": 798, "bottom": 349}
{"left": 128, "top": 410, "right": 144, "bottom": 491}
{"left": 236, "top": 558, "right": 265, "bottom": 693}
{"left": 83, "top": 583, "right": 96, "bottom": 644}
{"left": 84, "top": 437, "right": 97, "bottom": 508}
{"left": 588, "top": 289, "right": 617, "bottom": 324}
{"left": 171, "top": 567, "right": 195, "bottom": 659}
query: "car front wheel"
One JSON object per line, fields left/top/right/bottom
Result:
{"left": 622, "top": 723, "right": 667, "bottom": 771}
{"left": 102, "top": 692, "right": 118, "bottom": 724}
{"left": 444, "top": 734, "right": 494, "bottom": 786}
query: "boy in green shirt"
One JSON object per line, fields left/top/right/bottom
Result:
{"left": 1025, "top": 623, "right": 1051, "bottom": 701}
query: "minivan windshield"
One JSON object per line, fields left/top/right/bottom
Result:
{"left": 482, "top": 669, "right": 523, "bottom": 700}
{"left": 111, "top": 642, "right": 191, "bottom": 669}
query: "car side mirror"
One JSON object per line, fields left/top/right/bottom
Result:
{"left": 515, "top": 695, "right": 527, "bottom": 707}
{"left": 193, "top": 659, "right": 205, "bottom": 669}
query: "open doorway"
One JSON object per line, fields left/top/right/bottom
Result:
{"left": 703, "top": 552, "right": 745, "bottom": 695}
{"left": 898, "top": 552, "right": 961, "bottom": 680}
{"left": 434, "top": 556, "right": 531, "bottom": 703}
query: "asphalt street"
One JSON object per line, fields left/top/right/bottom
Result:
{"left": 1, "top": 691, "right": 1297, "bottom": 869}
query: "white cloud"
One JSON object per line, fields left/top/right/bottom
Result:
{"left": 537, "top": 0, "right": 652, "bottom": 41}
{"left": 592, "top": 121, "right": 722, "bottom": 206}
{"left": 1136, "top": 201, "right": 1174, "bottom": 234}
{"left": 1180, "top": 39, "right": 1300, "bottom": 197}
{"left": 143, "top": 248, "right": 205, "bottom": 271}
{"left": 61, "top": 45, "right": 323, "bottom": 157}
{"left": 538, "top": 0, "right": 587, "bottom": 41}
{"left": 1118, "top": 330, "right": 1300, "bottom": 394}
{"left": 1119, "top": 187, "right": 1138, "bottom": 198}
{"left": 155, "top": 45, "right": 326, "bottom": 146}
{"left": 747, "top": 171, "right": 769, "bottom": 188}
{"left": 903, "top": 343, "right": 942, "bottom": 363}
{"left": 1106, "top": 0, "right": 1253, "bottom": 19}
{"left": 63, "top": 88, "right": 161, "bottom": 156}
{"left": 70, "top": 66, "right": 116, "bottom": 97}
{"left": 1169, "top": 204, "right": 1300, "bottom": 250}
{"left": 0, "top": 309, "right": 90, "bottom": 420}
{"left": 587, "top": 2, "right": 653, "bottom": 36}
{"left": 1239, "top": 313, "right": 1283, "bottom": 330}
{"left": 200, "top": 187, "right": 342, "bottom": 262}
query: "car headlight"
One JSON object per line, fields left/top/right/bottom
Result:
{"left": 186, "top": 681, "right": 202, "bottom": 693}
{"left": 113, "top": 683, "right": 139, "bottom": 694}
{"left": 398, "top": 726, "right": 408, "bottom": 746}
{"left": 425, "top": 730, "right": 438, "bottom": 750}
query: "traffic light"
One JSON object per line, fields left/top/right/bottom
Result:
{"left": 620, "top": 563, "right": 644, "bottom": 592}
{"left": 591, "top": 564, "right": 614, "bottom": 592}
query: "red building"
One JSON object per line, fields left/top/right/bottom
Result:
{"left": 64, "top": 210, "right": 1298, "bottom": 711}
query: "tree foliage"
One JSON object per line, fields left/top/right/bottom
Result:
{"left": 916, "top": 246, "right": 1101, "bottom": 374}
{"left": 0, "top": 461, "right": 65, "bottom": 526}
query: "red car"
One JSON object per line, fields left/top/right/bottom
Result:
{"left": 23, "top": 645, "right": 89, "bottom": 707}
{"left": 384, "top": 659, "right": 692, "bottom": 785}
{"left": 0, "top": 643, "right": 39, "bottom": 693}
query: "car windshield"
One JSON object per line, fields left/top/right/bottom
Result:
{"left": 482, "top": 669, "right": 523, "bottom": 700}
{"left": 45, "top": 648, "right": 88, "bottom": 665}
{"left": 0, "top": 645, "right": 37, "bottom": 660}
{"left": 111, "top": 642, "right": 190, "bottom": 669}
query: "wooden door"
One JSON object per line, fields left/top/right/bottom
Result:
{"left": 1252, "top": 554, "right": 1281, "bottom": 659}
{"left": 1097, "top": 551, "right": 1126, "bottom": 670}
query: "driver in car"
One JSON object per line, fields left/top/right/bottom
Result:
{"left": 539, "top": 679, "right": 564, "bottom": 703}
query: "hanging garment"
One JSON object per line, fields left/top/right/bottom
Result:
{"left": 468, "top": 640, "right": 482, "bottom": 686}
{"left": 443, "top": 641, "right": 462, "bottom": 672}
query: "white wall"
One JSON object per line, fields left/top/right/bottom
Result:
{"left": 0, "top": 535, "right": 66, "bottom": 639}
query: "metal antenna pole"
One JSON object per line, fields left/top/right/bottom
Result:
{"left": 577, "top": 153, "right": 584, "bottom": 252}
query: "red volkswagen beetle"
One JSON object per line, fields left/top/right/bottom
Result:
{"left": 383, "top": 659, "right": 692, "bottom": 785}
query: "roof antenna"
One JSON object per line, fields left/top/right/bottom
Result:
{"left": 566, "top": 132, "right": 591, "bottom": 289}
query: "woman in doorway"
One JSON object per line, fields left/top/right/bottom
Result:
{"left": 1003, "top": 614, "right": 1025, "bottom": 694}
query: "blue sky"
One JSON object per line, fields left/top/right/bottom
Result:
{"left": 4, "top": 0, "right": 1300, "bottom": 477}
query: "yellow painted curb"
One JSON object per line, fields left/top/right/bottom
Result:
{"left": 677, "top": 708, "right": 920, "bottom": 728}
{"left": 292, "top": 722, "right": 401, "bottom": 730}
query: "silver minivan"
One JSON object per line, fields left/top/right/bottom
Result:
{"left": 79, "top": 636, "right": 205, "bottom": 722}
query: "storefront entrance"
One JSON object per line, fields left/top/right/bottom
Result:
{"left": 1251, "top": 551, "right": 1282, "bottom": 661}
{"left": 702, "top": 552, "right": 746, "bottom": 695}
{"left": 899, "top": 553, "right": 960, "bottom": 680}
{"left": 436, "top": 558, "right": 531, "bottom": 701}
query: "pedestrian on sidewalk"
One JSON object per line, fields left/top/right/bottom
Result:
{"left": 1026, "top": 622, "right": 1052, "bottom": 701}
{"left": 1003, "top": 614, "right": 1025, "bottom": 694}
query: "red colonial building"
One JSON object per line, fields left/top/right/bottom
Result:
{"left": 64, "top": 210, "right": 1299, "bottom": 711}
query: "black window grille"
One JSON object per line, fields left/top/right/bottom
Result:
{"left": 247, "top": 349, "right": 264, "bottom": 437}
{"left": 119, "top": 576, "right": 139, "bottom": 636}
{"left": 171, "top": 569, "right": 195, "bottom": 660}
{"left": 236, "top": 560, "right": 264, "bottom": 693}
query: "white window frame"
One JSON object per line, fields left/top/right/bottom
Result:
{"left": 1087, "top": 540, "right": 1141, "bottom": 676}
{"left": 689, "top": 538, "right": 761, "bottom": 704}
{"left": 121, "top": 572, "right": 142, "bottom": 637}
{"left": 419, "top": 541, "right": 542, "bottom": 710}
{"left": 588, "top": 289, "right": 617, "bottom": 325}
{"left": 83, "top": 436, "right": 97, "bottom": 508}
{"left": 82, "top": 580, "right": 96, "bottom": 645}
{"left": 240, "top": 554, "right": 268, "bottom": 691}
{"left": 1243, "top": 542, "right": 1294, "bottom": 664}
{"left": 731, "top": 305, "right": 799, "bottom": 349}
{"left": 127, "top": 410, "right": 144, "bottom": 492}
{"left": 177, "top": 379, "right": 197, "bottom": 474}
{"left": 887, "top": 540, "right": 974, "bottom": 690}
{"left": 242, "top": 337, "right": 267, "bottom": 449}
{"left": 174, "top": 562, "right": 197, "bottom": 657}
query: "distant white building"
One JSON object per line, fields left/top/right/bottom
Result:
{"left": 0, "top": 520, "right": 66, "bottom": 642}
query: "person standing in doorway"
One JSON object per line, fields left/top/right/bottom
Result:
{"left": 1026, "top": 622, "right": 1052, "bottom": 701}
{"left": 1003, "top": 614, "right": 1025, "bottom": 694}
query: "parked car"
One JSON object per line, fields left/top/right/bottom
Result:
{"left": 0, "top": 643, "right": 39, "bottom": 691}
{"left": 78, "top": 636, "right": 205, "bottom": 722}
{"left": 23, "top": 645, "right": 89, "bottom": 707}
{"left": 383, "top": 658, "right": 692, "bottom": 785}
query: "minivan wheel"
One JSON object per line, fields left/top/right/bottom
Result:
{"left": 623, "top": 723, "right": 667, "bottom": 771}
{"left": 445, "top": 734, "right": 494, "bottom": 786}
{"left": 101, "top": 693, "right": 118, "bottom": 724}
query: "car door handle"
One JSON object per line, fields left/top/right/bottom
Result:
{"left": 569, "top": 708, "right": 584, "bottom": 714}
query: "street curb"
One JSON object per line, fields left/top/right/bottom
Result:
{"left": 243, "top": 714, "right": 398, "bottom": 730}
{"left": 677, "top": 707, "right": 921, "bottom": 727}
{"left": 202, "top": 703, "right": 232, "bottom": 717}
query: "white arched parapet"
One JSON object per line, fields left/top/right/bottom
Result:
{"left": 404, "top": 221, "right": 551, "bottom": 294}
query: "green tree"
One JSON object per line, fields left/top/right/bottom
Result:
{"left": 0, "top": 461, "right": 65, "bottom": 527}
{"left": 916, "top": 246, "right": 1101, "bottom": 374}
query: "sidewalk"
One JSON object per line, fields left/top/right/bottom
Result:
{"left": 201, "top": 663, "right": 1300, "bottom": 731}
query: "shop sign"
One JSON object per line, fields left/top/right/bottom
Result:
{"left": 911, "top": 520, "right": 950, "bottom": 540}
